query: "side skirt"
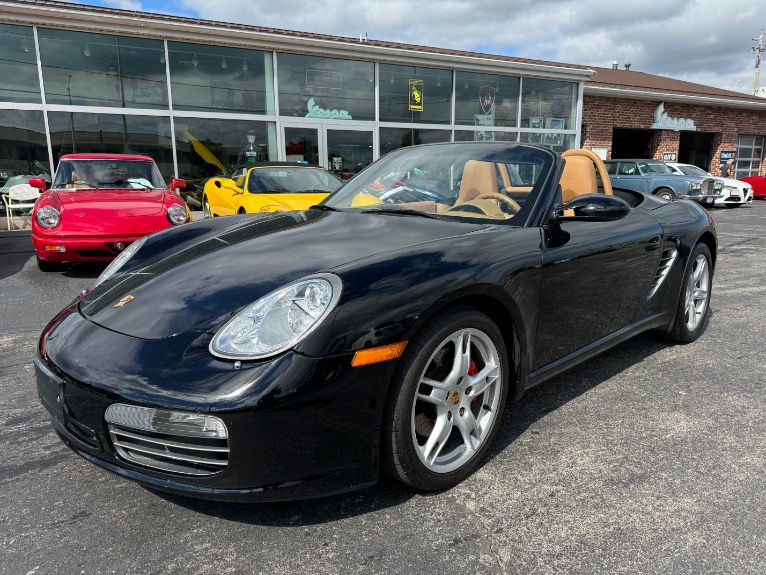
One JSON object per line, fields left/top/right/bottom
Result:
{"left": 525, "top": 313, "right": 671, "bottom": 390}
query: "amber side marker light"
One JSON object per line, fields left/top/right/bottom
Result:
{"left": 351, "top": 341, "right": 408, "bottom": 367}
{"left": 44, "top": 245, "right": 65, "bottom": 252}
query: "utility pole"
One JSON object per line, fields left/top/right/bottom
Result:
{"left": 754, "top": 29, "right": 765, "bottom": 96}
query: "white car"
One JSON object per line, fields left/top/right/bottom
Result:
{"left": 666, "top": 162, "right": 753, "bottom": 207}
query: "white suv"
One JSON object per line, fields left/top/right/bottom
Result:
{"left": 666, "top": 162, "right": 753, "bottom": 207}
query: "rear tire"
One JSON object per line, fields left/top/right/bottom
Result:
{"left": 382, "top": 307, "right": 509, "bottom": 490}
{"left": 668, "top": 243, "right": 712, "bottom": 343}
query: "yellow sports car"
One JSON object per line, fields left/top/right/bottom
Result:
{"left": 202, "top": 163, "right": 343, "bottom": 217}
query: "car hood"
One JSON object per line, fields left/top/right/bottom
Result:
{"left": 718, "top": 177, "right": 749, "bottom": 191}
{"left": 55, "top": 189, "right": 166, "bottom": 217}
{"left": 79, "top": 209, "right": 486, "bottom": 340}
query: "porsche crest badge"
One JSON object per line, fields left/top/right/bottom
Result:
{"left": 114, "top": 295, "right": 135, "bottom": 308}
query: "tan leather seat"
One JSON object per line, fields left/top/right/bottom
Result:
{"left": 559, "top": 156, "right": 598, "bottom": 203}
{"left": 455, "top": 160, "right": 499, "bottom": 205}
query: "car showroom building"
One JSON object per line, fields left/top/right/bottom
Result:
{"left": 1, "top": 0, "right": 766, "bottom": 187}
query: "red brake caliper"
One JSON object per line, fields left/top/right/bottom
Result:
{"left": 468, "top": 360, "right": 479, "bottom": 408}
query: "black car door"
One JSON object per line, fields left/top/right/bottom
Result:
{"left": 532, "top": 208, "right": 664, "bottom": 370}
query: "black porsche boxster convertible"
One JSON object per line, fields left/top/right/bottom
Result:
{"left": 36, "top": 142, "right": 716, "bottom": 501}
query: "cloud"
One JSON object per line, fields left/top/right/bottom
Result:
{"left": 102, "top": 0, "right": 143, "bottom": 10}
{"left": 74, "top": 0, "right": 765, "bottom": 94}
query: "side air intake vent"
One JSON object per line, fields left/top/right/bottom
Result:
{"left": 647, "top": 248, "right": 678, "bottom": 299}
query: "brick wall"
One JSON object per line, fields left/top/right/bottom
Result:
{"left": 582, "top": 95, "right": 766, "bottom": 176}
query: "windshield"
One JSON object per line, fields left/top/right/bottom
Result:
{"left": 678, "top": 165, "right": 711, "bottom": 178}
{"left": 52, "top": 159, "right": 166, "bottom": 190}
{"left": 322, "top": 142, "right": 554, "bottom": 223}
{"left": 637, "top": 161, "right": 674, "bottom": 174}
{"left": 248, "top": 167, "right": 342, "bottom": 194}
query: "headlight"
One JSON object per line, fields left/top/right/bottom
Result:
{"left": 94, "top": 235, "right": 147, "bottom": 288}
{"left": 35, "top": 206, "right": 60, "bottom": 228}
{"left": 166, "top": 204, "right": 189, "bottom": 225}
{"left": 210, "top": 274, "right": 342, "bottom": 360}
{"left": 689, "top": 182, "right": 701, "bottom": 191}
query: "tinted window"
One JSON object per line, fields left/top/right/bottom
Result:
{"left": 247, "top": 167, "right": 341, "bottom": 193}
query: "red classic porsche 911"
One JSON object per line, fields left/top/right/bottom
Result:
{"left": 30, "top": 154, "right": 190, "bottom": 271}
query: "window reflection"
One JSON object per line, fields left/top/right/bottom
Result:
{"left": 168, "top": 42, "right": 273, "bottom": 114}
{"left": 454, "top": 71, "right": 519, "bottom": 127}
{"left": 519, "top": 131, "right": 574, "bottom": 152}
{"left": 520, "top": 78, "right": 577, "bottom": 131}
{"left": 379, "top": 64, "right": 452, "bottom": 124}
{"left": 454, "top": 130, "right": 517, "bottom": 142}
{"left": 0, "top": 24, "right": 41, "bottom": 103}
{"left": 39, "top": 29, "right": 167, "bottom": 109}
{"left": 47, "top": 112, "right": 174, "bottom": 179}
{"left": 0, "top": 110, "right": 50, "bottom": 184}
{"left": 379, "top": 127, "right": 451, "bottom": 156}
{"left": 174, "top": 118, "right": 276, "bottom": 184}
{"left": 277, "top": 53, "right": 374, "bottom": 121}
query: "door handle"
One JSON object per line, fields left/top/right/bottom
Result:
{"left": 645, "top": 235, "right": 661, "bottom": 251}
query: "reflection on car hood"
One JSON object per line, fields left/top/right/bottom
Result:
{"left": 56, "top": 189, "right": 166, "bottom": 217}
{"left": 80, "top": 209, "right": 485, "bottom": 339}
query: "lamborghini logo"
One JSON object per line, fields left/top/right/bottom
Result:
{"left": 114, "top": 295, "right": 135, "bottom": 308}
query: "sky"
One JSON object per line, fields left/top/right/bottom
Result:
{"left": 82, "top": 0, "right": 766, "bottom": 95}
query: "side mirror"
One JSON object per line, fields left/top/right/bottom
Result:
{"left": 170, "top": 178, "right": 186, "bottom": 191}
{"left": 556, "top": 194, "right": 630, "bottom": 222}
{"left": 29, "top": 177, "right": 47, "bottom": 192}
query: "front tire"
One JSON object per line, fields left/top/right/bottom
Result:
{"left": 36, "top": 256, "right": 63, "bottom": 272}
{"left": 668, "top": 243, "right": 712, "bottom": 343}
{"left": 655, "top": 188, "right": 675, "bottom": 201}
{"left": 382, "top": 308, "right": 509, "bottom": 490}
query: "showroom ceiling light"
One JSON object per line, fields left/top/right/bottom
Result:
{"left": 19, "top": 36, "right": 31, "bottom": 52}
{"left": 159, "top": 52, "right": 165, "bottom": 64}
{"left": 221, "top": 56, "right": 228, "bottom": 69}
{"left": 83, "top": 42, "right": 91, "bottom": 57}
{"left": 192, "top": 53, "right": 198, "bottom": 67}
{"left": 242, "top": 58, "right": 248, "bottom": 71}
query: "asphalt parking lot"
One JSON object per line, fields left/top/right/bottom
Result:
{"left": 1, "top": 202, "right": 765, "bottom": 575}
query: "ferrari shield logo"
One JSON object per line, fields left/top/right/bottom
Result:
{"left": 114, "top": 295, "right": 135, "bottom": 308}
{"left": 480, "top": 86, "right": 496, "bottom": 114}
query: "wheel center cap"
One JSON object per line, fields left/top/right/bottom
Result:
{"left": 450, "top": 390, "right": 462, "bottom": 406}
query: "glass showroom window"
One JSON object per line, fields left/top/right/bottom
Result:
{"left": 277, "top": 53, "right": 374, "bottom": 121}
{"left": 174, "top": 118, "right": 277, "bottom": 182}
{"left": 0, "top": 24, "right": 41, "bottom": 103}
{"left": 38, "top": 29, "right": 167, "bottom": 109}
{"left": 520, "top": 78, "right": 577, "bottom": 144}
{"left": 0, "top": 110, "right": 50, "bottom": 184}
{"left": 379, "top": 127, "right": 451, "bottom": 156}
{"left": 454, "top": 71, "right": 519, "bottom": 130}
{"left": 734, "top": 135, "right": 764, "bottom": 178}
{"left": 379, "top": 64, "right": 452, "bottom": 125}
{"left": 168, "top": 43, "right": 274, "bottom": 115}
{"left": 454, "top": 130, "right": 518, "bottom": 143}
{"left": 519, "top": 131, "right": 575, "bottom": 152}
{"left": 47, "top": 112, "right": 174, "bottom": 179}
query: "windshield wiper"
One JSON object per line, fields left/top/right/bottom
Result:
{"left": 360, "top": 206, "right": 440, "bottom": 219}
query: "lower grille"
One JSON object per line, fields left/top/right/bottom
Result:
{"left": 108, "top": 424, "right": 229, "bottom": 476}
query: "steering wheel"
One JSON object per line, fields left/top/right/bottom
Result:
{"left": 474, "top": 193, "right": 521, "bottom": 212}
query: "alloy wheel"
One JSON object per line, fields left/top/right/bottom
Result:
{"left": 684, "top": 253, "right": 710, "bottom": 331}
{"left": 410, "top": 327, "right": 502, "bottom": 474}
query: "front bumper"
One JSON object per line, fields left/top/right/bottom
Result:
{"left": 714, "top": 188, "right": 754, "bottom": 206}
{"left": 36, "top": 307, "right": 390, "bottom": 501}
{"left": 33, "top": 233, "right": 144, "bottom": 262}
